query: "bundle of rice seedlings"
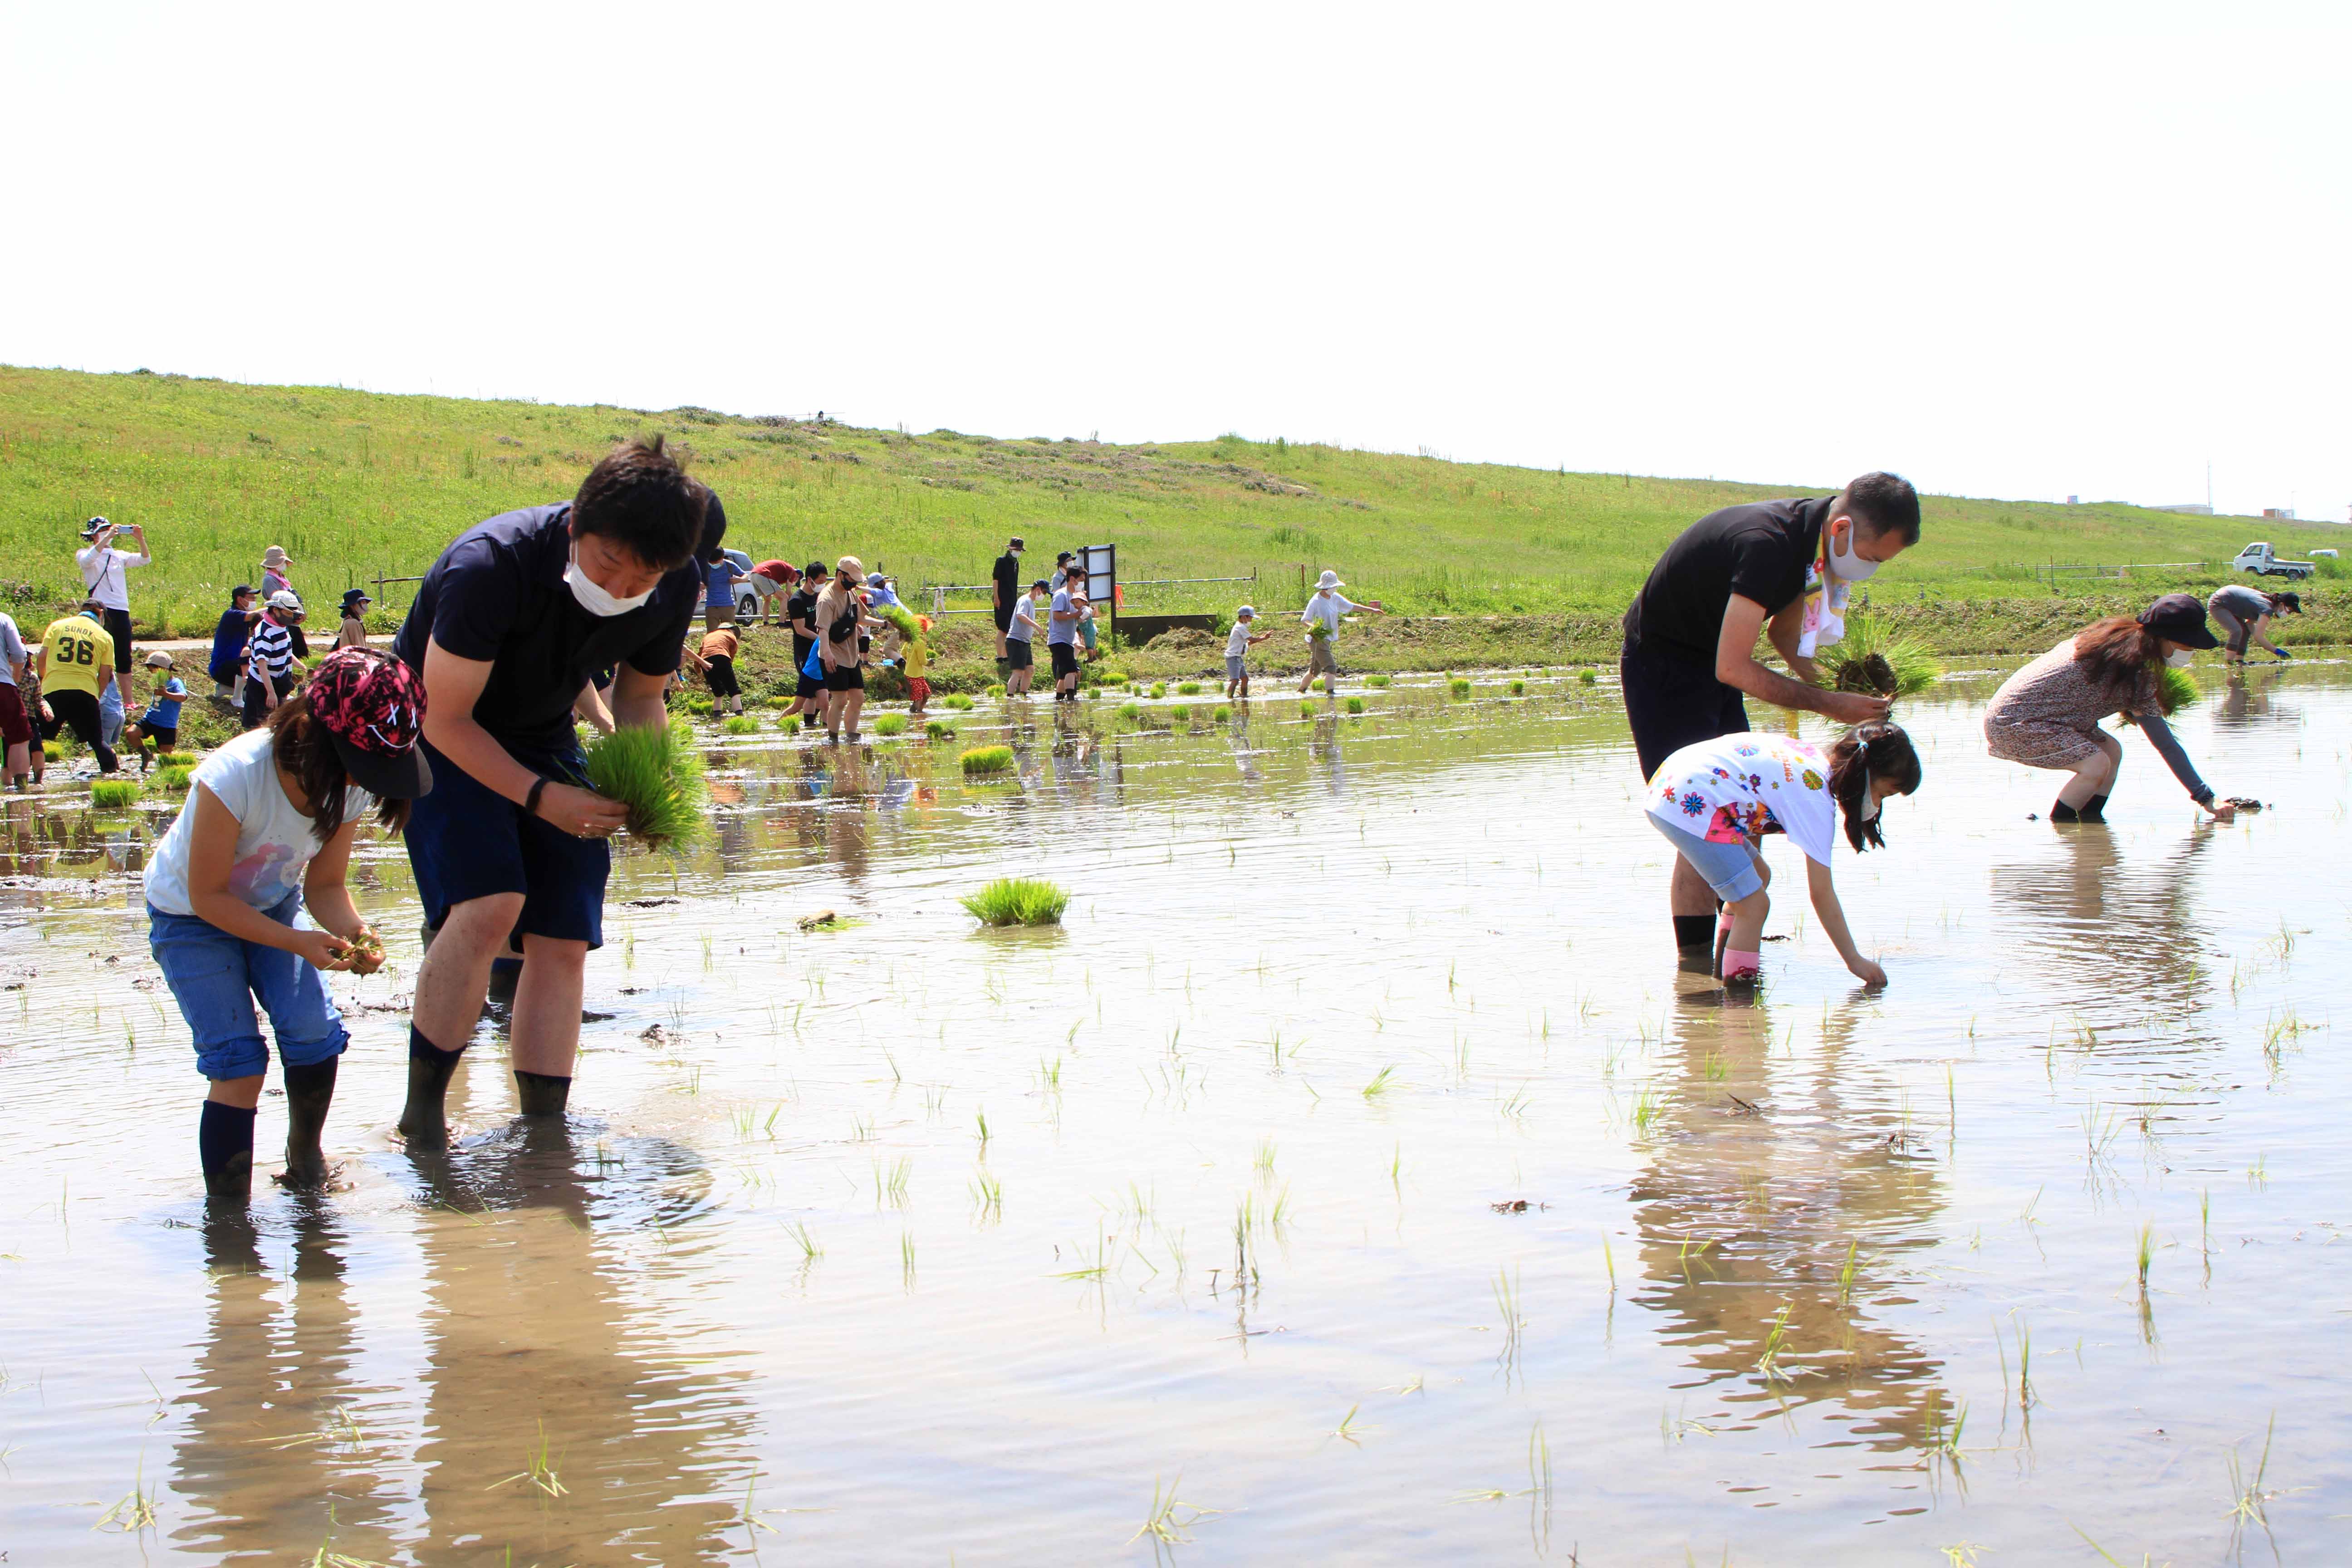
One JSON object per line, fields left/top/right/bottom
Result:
{"left": 1509, "top": 679, "right": 1526, "bottom": 696}
{"left": 583, "top": 721, "right": 709, "bottom": 853}
{"left": 155, "top": 765, "right": 195, "bottom": 792}
{"left": 774, "top": 713, "right": 800, "bottom": 731}
{"left": 1298, "top": 701, "right": 1317, "bottom": 719}
{"left": 1099, "top": 668, "right": 1129, "bottom": 685}
{"left": 1177, "top": 681, "right": 1202, "bottom": 696}
{"left": 1150, "top": 683, "right": 1167, "bottom": 698}
{"left": 720, "top": 715, "right": 758, "bottom": 735}
{"left": 960, "top": 877, "right": 1070, "bottom": 927}
{"left": 985, "top": 683, "right": 1006, "bottom": 698}
{"left": 1213, "top": 705, "right": 1232, "bottom": 720}
{"left": 42, "top": 740, "right": 64, "bottom": 761}
{"left": 685, "top": 695, "right": 715, "bottom": 715}
{"left": 1449, "top": 679, "right": 1472, "bottom": 698}
{"left": 926, "top": 720, "right": 956, "bottom": 740}
{"left": 1578, "top": 668, "right": 1598, "bottom": 685}
{"left": 872, "top": 714, "right": 909, "bottom": 735}
{"left": 766, "top": 692, "right": 794, "bottom": 708}
{"left": 944, "top": 694, "right": 975, "bottom": 711}
{"left": 2155, "top": 664, "right": 2199, "bottom": 716}
{"left": 89, "top": 779, "right": 140, "bottom": 808}
{"left": 875, "top": 603, "right": 924, "bottom": 642}
{"left": 1117, "top": 702, "right": 1141, "bottom": 720}
{"left": 960, "top": 744, "right": 1014, "bottom": 775}
{"left": 1345, "top": 696, "right": 1366, "bottom": 715}
{"left": 1171, "top": 705, "right": 1191, "bottom": 722}
{"left": 1365, "top": 674, "right": 1392, "bottom": 688}
{"left": 328, "top": 928, "right": 387, "bottom": 975}
{"left": 1817, "top": 616, "right": 1939, "bottom": 697}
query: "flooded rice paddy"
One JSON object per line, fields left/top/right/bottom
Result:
{"left": 1, "top": 663, "right": 2347, "bottom": 1564}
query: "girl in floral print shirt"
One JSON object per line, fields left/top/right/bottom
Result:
{"left": 1644, "top": 724, "right": 1921, "bottom": 987}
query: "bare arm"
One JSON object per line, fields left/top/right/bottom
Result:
{"left": 1806, "top": 856, "right": 1886, "bottom": 988}
{"left": 1765, "top": 599, "right": 1819, "bottom": 686}
{"left": 609, "top": 663, "right": 671, "bottom": 730}
{"left": 1716, "top": 594, "right": 1887, "bottom": 725}
{"left": 300, "top": 817, "right": 369, "bottom": 945}
{"left": 184, "top": 786, "right": 352, "bottom": 970}
{"left": 573, "top": 681, "right": 615, "bottom": 735}
{"left": 421, "top": 639, "right": 625, "bottom": 838}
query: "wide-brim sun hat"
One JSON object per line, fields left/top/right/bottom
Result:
{"left": 304, "top": 647, "right": 433, "bottom": 799}
{"left": 263, "top": 545, "right": 293, "bottom": 567}
{"left": 81, "top": 516, "right": 112, "bottom": 539}
{"left": 1316, "top": 570, "right": 1343, "bottom": 590}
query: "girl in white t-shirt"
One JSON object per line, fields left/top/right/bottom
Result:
{"left": 144, "top": 648, "right": 433, "bottom": 1201}
{"left": 1643, "top": 723, "right": 1921, "bottom": 988}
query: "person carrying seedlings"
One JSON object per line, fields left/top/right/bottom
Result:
{"left": 144, "top": 647, "right": 431, "bottom": 1200}
{"left": 74, "top": 516, "right": 150, "bottom": 698}
{"left": 244, "top": 591, "right": 304, "bottom": 731}
{"left": 1620, "top": 472, "right": 1920, "bottom": 964}
{"left": 209, "top": 583, "right": 260, "bottom": 701}
{"left": 991, "top": 535, "right": 1025, "bottom": 665}
{"left": 37, "top": 598, "right": 120, "bottom": 774}
{"left": 813, "top": 554, "right": 875, "bottom": 741}
{"left": 0, "top": 608, "right": 31, "bottom": 790}
{"left": 1005, "top": 578, "right": 1046, "bottom": 696}
{"left": 337, "top": 588, "right": 373, "bottom": 650}
{"left": 686, "top": 622, "right": 745, "bottom": 714}
{"left": 1296, "top": 570, "right": 1385, "bottom": 695}
{"left": 123, "top": 651, "right": 188, "bottom": 771}
{"left": 1225, "top": 605, "right": 1271, "bottom": 698}
{"left": 900, "top": 614, "right": 933, "bottom": 715}
{"left": 2206, "top": 584, "right": 2299, "bottom": 665}
{"left": 1983, "top": 593, "right": 2236, "bottom": 824}
{"left": 391, "top": 436, "right": 704, "bottom": 1147}
{"left": 1646, "top": 722, "right": 1919, "bottom": 989}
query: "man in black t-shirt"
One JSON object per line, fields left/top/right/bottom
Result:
{"left": 1620, "top": 472, "right": 1920, "bottom": 958}
{"left": 391, "top": 436, "right": 706, "bottom": 1147}
{"left": 991, "top": 536, "right": 1025, "bottom": 665}
{"left": 783, "top": 558, "right": 828, "bottom": 721}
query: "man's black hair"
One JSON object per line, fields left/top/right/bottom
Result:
{"left": 804, "top": 560, "right": 828, "bottom": 580}
{"left": 1841, "top": 471, "right": 1921, "bottom": 545}
{"left": 572, "top": 435, "right": 706, "bottom": 571}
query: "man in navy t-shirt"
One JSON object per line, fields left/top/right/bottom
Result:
{"left": 391, "top": 436, "right": 706, "bottom": 1147}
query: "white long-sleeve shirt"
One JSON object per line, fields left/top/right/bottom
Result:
{"left": 76, "top": 543, "right": 150, "bottom": 611}
{"left": 1300, "top": 591, "right": 1362, "bottom": 637}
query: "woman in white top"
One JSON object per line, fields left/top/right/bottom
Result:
{"left": 144, "top": 648, "right": 432, "bottom": 1200}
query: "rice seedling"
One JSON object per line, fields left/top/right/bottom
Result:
{"left": 943, "top": 693, "right": 974, "bottom": 710}
{"left": 92, "top": 1456, "right": 160, "bottom": 1532}
{"left": 1253, "top": 1137, "right": 1276, "bottom": 1174}
{"left": 583, "top": 721, "right": 709, "bottom": 851}
{"left": 1056, "top": 1223, "right": 1113, "bottom": 1281}
{"left": 1754, "top": 1302, "right": 1795, "bottom": 1381}
{"left": 1924, "top": 1391, "right": 1968, "bottom": 1464}
{"left": 871, "top": 713, "right": 908, "bottom": 735}
{"left": 2135, "top": 1221, "right": 2154, "bottom": 1294}
{"left": 1345, "top": 696, "right": 1366, "bottom": 715}
{"left": 959, "top": 744, "right": 1014, "bottom": 775}
{"left": 1835, "top": 1240, "right": 1860, "bottom": 1307}
{"left": 975, "top": 1108, "right": 991, "bottom": 1149}
{"left": 1578, "top": 668, "right": 1597, "bottom": 686}
{"left": 786, "top": 1221, "right": 821, "bottom": 1259}
{"left": 1818, "top": 614, "right": 1941, "bottom": 696}
{"left": 873, "top": 1157, "right": 911, "bottom": 1207}
{"left": 1628, "top": 1083, "right": 1662, "bottom": 1135}
{"left": 924, "top": 719, "right": 956, "bottom": 739}
{"left": 2225, "top": 1411, "right": 2279, "bottom": 1533}
{"left": 1365, "top": 673, "right": 1391, "bottom": 687}
{"left": 1602, "top": 1234, "right": 1616, "bottom": 1291}
{"left": 720, "top": 715, "right": 758, "bottom": 735}
{"left": 486, "top": 1421, "right": 568, "bottom": 1499}
{"left": 1331, "top": 1404, "right": 1368, "bottom": 1444}
{"left": 1129, "top": 1474, "right": 1221, "bottom": 1549}
{"left": 1177, "top": 681, "right": 1201, "bottom": 695}
{"left": 970, "top": 1170, "right": 1004, "bottom": 1224}
{"left": 960, "top": 877, "right": 1070, "bottom": 926}
{"left": 89, "top": 779, "right": 140, "bottom": 808}
{"left": 1449, "top": 678, "right": 1472, "bottom": 698}
{"left": 1509, "top": 678, "right": 1526, "bottom": 695}
{"left": 901, "top": 1231, "right": 916, "bottom": 1289}
{"left": 1212, "top": 705, "right": 1231, "bottom": 720}
{"left": 1494, "top": 1265, "right": 1525, "bottom": 1367}
{"left": 1361, "top": 1066, "right": 1396, "bottom": 1100}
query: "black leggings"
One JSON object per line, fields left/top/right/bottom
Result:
{"left": 101, "top": 608, "right": 135, "bottom": 674}
{"left": 704, "top": 654, "right": 740, "bottom": 698}
{"left": 44, "top": 689, "right": 118, "bottom": 772}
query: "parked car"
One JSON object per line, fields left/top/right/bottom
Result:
{"left": 2312, "top": 549, "right": 2339, "bottom": 560}
{"left": 2233, "top": 542, "right": 2315, "bottom": 579}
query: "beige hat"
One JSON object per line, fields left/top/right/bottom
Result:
{"left": 836, "top": 554, "right": 865, "bottom": 579}
{"left": 262, "top": 545, "right": 293, "bottom": 569}
{"left": 144, "top": 650, "right": 175, "bottom": 668}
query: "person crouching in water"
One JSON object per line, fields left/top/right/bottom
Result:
{"left": 1645, "top": 723, "right": 1919, "bottom": 988}
{"left": 2206, "top": 584, "right": 2299, "bottom": 666}
{"left": 142, "top": 648, "right": 432, "bottom": 1200}
{"left": 1983, "top": 593, "right": 2235, "bottom": 824}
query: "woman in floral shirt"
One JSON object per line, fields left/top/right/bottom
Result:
{"left": 1644, "top": 724, "right": 1921, "bottom": 987}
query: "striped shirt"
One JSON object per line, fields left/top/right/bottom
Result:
{"left": 247, "top": 617, "right": 294, "bottom": 687}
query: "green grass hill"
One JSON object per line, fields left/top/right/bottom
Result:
{"left": 3, "top": 363, "right": 2344, "bottom": 645}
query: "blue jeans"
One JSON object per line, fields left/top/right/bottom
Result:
{"left": 1648, "top": 815, "right": 1765, "bottom": 902}
{"left": 148, "top": 894, "right": 349, "bottom": 1080}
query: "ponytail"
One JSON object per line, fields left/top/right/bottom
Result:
{"left": 1824, "top": 721, "right": 1921, "bottom": 853}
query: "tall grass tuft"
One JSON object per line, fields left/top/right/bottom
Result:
{"left": 960, "top": 877, "right": 1070, "bottom": 926}
{"left": 1818, "top": 615, "right": 1940, "bottom": 697}
{"left": 583, "top": 721, "right": 709, "bottom": 852}
{"left": 960, "top": 744, "right": 1014, "bottom": 775}
{"left": 90, "top": 779, "right": 141, "bottom": 808}
{"left": 872, "top": 713, "right": 908, "bottom": 735}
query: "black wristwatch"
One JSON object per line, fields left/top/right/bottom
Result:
{"left": 524, "top": 777, "right": 549, "bottom": 818}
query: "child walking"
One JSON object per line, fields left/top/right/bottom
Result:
{"left": 901, "top": 615, "right": 933, "bottom": 716}
{"left": 143, "top": 648, "right": 432, "bottom": 1200}
{"left": 123, "top": 650, "right": 187, "bottom": 771}
{"left": 1644, "top": 723, "right": 1920, "bottom": 988}
{"left": 1225, "top": 605, "right": 1271, "bottom": 698}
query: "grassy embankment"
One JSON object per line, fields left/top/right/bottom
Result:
{"left": 4, "top": 363, "right": 2345, "bottom": 728}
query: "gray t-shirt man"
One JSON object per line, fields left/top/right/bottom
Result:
{"left": 1047, "top": 588, "right": 1078, "bottom": 646}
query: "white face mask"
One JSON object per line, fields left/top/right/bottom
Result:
{"left": 2166, "top": 649, "right": 2195, "bottom": 669}
{"left": 1824, "top": 522, "right": 1880, "bottom": 582}
{"left": 564, "top": 540, "right": 655, "bottom": 617}
{"left": 1860, "top": 790, "right": 1882, "bottom": 823}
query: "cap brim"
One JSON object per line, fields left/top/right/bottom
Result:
{"left": 327, "top": 732, "right": 433, "bottom": 800}
{"left": 2183, "top": 625, "right": 2221, "bottom": 650}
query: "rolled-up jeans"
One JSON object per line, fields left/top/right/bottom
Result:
{"left": 1647, "top": 814, "right": 1765, "bottom": 902}
{"left": 148, "top": 892, "right": 349, "bottom": 1080}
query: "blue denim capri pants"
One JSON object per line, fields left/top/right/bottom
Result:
{"left": 1648, "top": 815, "right": 1765, "bottom": 903}
{"left": 147, "top": 892, "right": 350, "bottom": 1081}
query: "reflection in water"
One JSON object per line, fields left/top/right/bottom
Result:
{"left": 1630, "top": 985, "right": 1949, "bottom": 1459}
{"left": 1986, "top": 827, "right": 2217, "bottom": 1028}
{"left": 2215, "top": 667, "right": 2293, "bottom": 730}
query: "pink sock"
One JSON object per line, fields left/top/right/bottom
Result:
{"left": 1721, "top": 949, "right": 1762, "bottom": 981}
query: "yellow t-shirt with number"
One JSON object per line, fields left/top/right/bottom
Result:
{"left": 41, "top": 615, "right": 115, "bottom": 697}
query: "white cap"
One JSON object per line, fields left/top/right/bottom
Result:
{"left": 267, "top": 589, "right": 304, "bottom": 613}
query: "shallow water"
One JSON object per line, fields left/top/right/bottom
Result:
{"left": 1, "top": 663, "right": 2346, "bottom": 1564}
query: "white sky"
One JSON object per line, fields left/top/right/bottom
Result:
{"left": 5, "top": 2, "right": 2346, "bottom": 519}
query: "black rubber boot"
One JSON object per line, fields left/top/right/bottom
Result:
{"left": 2081, "top": 793, "right": 2109, "bottom": 823}
{"left": 2051, "top": 800, "right": 2081, "bottom": 823}
{"left": 279, "top": 1057, "right": 339, "bottom": 1190}
{"left": 399, "top": 1026, "right": 464, "bottom": 1151}
{"left": 199, "top": 1099, "right": 256, "bottom": 1203}
{"left": 514, "top": 1069, "right": 573, "bottom": 1119}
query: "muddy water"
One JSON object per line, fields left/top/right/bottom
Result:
{"left": 1, "top": 664, "right": 2345, "bottom": 1564}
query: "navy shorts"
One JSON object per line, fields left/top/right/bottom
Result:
{"left": 1621, "top": 638, "right": 1749, "bottom": 780}
{"left": 1006, "top": 640, "right": 1034, "bottom": 671}
{"left": 1049, "top": 642, "right": 1079, "bottom": 678}
{"left": 403, "top": 735, "right": 609, "bottom": 951}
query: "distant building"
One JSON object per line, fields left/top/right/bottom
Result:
{"left": 2156, "top": 504, "right": 2213, "bottom": 515}
{"left": 2262, "top": 508, "right": 2298, "bottom": 520}
{"left": 2066, "top": 494, "right": 2079, "bottom": 505}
